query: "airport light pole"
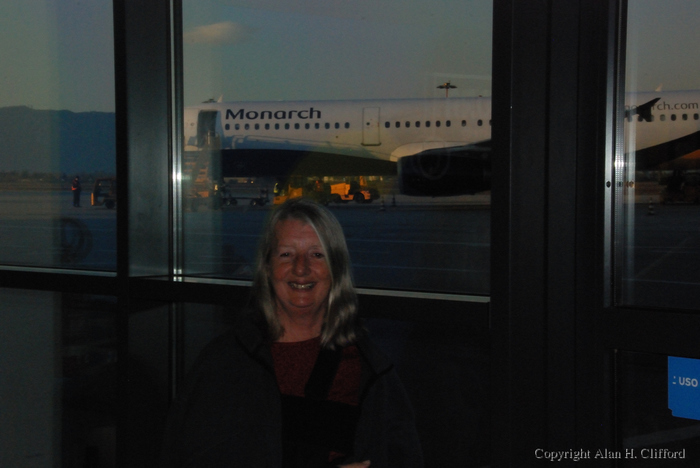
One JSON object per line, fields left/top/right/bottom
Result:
{"left": 437, "top": 81, "right": 456, "bottom": 97}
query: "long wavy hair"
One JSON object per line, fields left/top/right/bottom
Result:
{"left": 250, "top": 198, "right": 362, "bottom": 349}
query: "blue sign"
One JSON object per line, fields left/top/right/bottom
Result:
{"left": 668, "top": 356, "right": 700, "bottom": 421}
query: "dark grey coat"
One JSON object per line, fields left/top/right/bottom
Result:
{"left": 160, "top": 315, "right": 424, "bottom": 468}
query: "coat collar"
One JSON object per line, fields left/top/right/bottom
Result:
{"left": 232, "top": 311, "right": 394, "bottom": 377}
{"left": 355, "top": 334, "right": 394, "bottom": 377}
{"left": 232, "top": 312, "right": 274, "bottom": 370}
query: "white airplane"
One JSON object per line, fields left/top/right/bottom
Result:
{"left": 624, "top": 90, "right": 700, "bottom": 171}
{"left": 184, "top": 97, "right": 492, "bottom": 196}
{"left": 183, "top": 90, "right": 700, "bottom": 196}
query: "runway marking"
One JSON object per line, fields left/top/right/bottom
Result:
{"left": 634, "top": 236, "right": 698, "bottom": 280}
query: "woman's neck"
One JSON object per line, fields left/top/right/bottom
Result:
{"left": 276, "top": 313, "right": 323, "bottom": 343}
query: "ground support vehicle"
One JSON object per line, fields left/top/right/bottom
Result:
{"left": 220, "top": 186, "right": 270, "bottom": 207}
{"left": 661, "top": 171, "right": 700, "bottom": 204}
{"left": 273, "top": 178, "right": 331, "bottom": 205}
{"left": 329, "top": 177, "right": 377, "bottom": 204}
{"left": 91, "top": 178, "right": 117, "bottom": 209}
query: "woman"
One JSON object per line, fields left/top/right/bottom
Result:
{"left": 161, "top": 198, "right": 423, "bottom": 467}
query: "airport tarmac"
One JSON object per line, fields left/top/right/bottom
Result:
{"left": 1, "top": 189, "right": 699, "bottom": 308}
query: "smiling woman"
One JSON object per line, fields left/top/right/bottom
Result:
{"left": 252, "top": 198, "right": 360, "bottom": 348}
{"left": 161, "top": 198, "right": 424, "bottom": 467}
{"left": 269, "top": 218, "right": 333, "bottom": 342}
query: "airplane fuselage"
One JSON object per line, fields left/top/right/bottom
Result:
{"left": 624, "top": 90, "right": 700, "bottom": 169}
{"left": 186, "top": 91, "right": 700, "bottom": 163}
{"left": 184, "top": 97, "right": 492, "bottom": 162}
{"left": 183, "top": 91, "right": 700, "bottom": 196}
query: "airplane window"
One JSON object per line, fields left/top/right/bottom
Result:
{"left": 462, "top": 120, "right": 467, "bottom": 127}
{"left": 344, "top": 122, "right": 350, "bottom": 129}
{"left": 254, "top": 123, "right": 260, "bottom": 130}
{"left": 395, "top": 121, "right": 400, "bottom": 128}
{"left": 415, "top": 121, "right": 421, "bottom": 128}
{"left": 305, "top": 123, "right": 310, "bottom": 129}
{"left": 275, "top": 123, "right": 280, "bottom": 130}
{"left": 436, "top": 121, "right": 441, "bottom": 127}
{"left": 478, "top": 120, "right": 483, "bottom": 126}
{"left": 235, "top": 124, "right": 240, "bottom": 130}
{"left": 405, "top": 121, "right": 411, "bottom": 128}
{"left": 315, "top": 123, "right": 320, "bottom": 129}
{"left": 245, "top": 123, "right": 250, "bottom": 130}
{"left": 695, "top": 114, "right": 699, "bottom": 120}
{"left": 326, "top": 123, "right": 331, "bottom": 129}
{"left": 335, "top": 122, "right": 340, "bottom": 129}
{"left": 294, "top": 123, "right": 300, "bottom": 129}
{"left": 619, "top": 0, "right": 700, "bottom": 310}
{"left": 285, "top": 123, "right": 290, "bottom": 130}
{"left": 385, "top": 122, "right": 390, "bottom": 128}
{"left": 426, "top": 121, "right": 431, "bottom": 127}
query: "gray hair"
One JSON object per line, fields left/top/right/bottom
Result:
{"left": 250, "top": 198, "right": 361, "bottom": 349}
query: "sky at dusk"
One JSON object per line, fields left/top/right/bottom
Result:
{"left": 0, "top": 0, "right": 115, "bottom": 113}
{"left": 625, "top": 0, "right": 700, "bottom": 93}
{"left": 181, "top": 0, "right": 493, "bottom": 105}
{"left": 2, "top": 0, "right": 700, "bottom": 113}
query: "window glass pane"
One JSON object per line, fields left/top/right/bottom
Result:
{"left": 617, "top": 351, "right": 700, "bottom": 466}
{"left": 364, "top": 317, "right": 490, "bottom": 465}
{"left": 619, "top": 1, "right": 700, "bottom": 309}
{"left": 181, "top": 1, "right": 492, "bottom": 295}
{"left": 174, "top": 304, "right": 491, "bottom": 466}
{"left": 0, "top": 2, "right": 116, "bottom": 271}
{"left": 0, "top": 290, "right": 118, "bottom": 467}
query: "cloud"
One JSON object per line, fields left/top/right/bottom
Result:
{"left": 184, "top": 22, "right": 255, "bottom": 45}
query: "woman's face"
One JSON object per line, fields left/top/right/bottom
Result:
{"left": 270, "top": 218, "right": 332, "bottom": 323}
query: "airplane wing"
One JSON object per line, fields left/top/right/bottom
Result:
{"left": 213, "top": 148, "right": 397, "bottom": 178}
{"left": 398, "top": 140, "right": 492, "bottom": 196}
{"left": 634, "top": 130, "right": 700, "bottom": 171}
{"left": 210, "top": 140, "right": 492, "bottom": 197}
{"left": 625, "top": 97, "right": 660, "bottom": 122}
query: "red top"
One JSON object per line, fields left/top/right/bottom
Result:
{"left": 271, "top": 337, "right": 361, "bottom": 405}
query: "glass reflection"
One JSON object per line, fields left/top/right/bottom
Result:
{"left": 0, "top": 2, "right": 116, "bottom": 271}
{"left": 181, "top": 0, "right": 493, "bottom": 295}
{"left": 619, "top": 0, "right": 700, "bottom": 309}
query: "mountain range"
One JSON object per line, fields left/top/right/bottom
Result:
{"left": 0, "top": 106, "right": 116, "bottom": 174}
